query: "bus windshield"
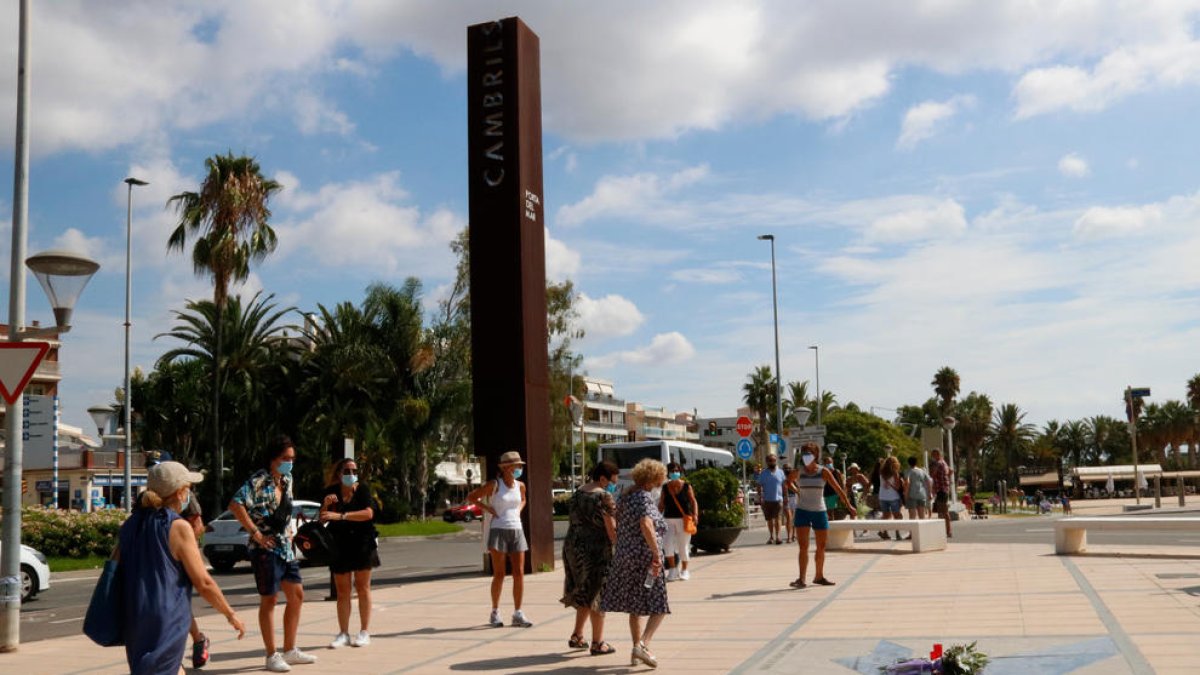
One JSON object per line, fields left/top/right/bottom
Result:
{"left": 599, "top": 443, "right": 661, "bottom": 469}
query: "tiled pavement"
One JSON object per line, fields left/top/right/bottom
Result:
{"left": 4, "top": 507, "right": 1199, "bottom": 673}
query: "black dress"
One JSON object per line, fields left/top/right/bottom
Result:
{"left": 561, "top": 488, "right": 615, "bottom": 610}
{"left": 323, "top": 483, "right": 381, "bottom": 574}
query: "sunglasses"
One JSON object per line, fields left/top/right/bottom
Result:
{"left": 343, "top": 468, "right": 358, "bottom": 475}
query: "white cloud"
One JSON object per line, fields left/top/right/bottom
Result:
{"left": 896, "top": 95, "right": 974, "bottom": 149}
{"left": 557, "top": 165, "right": 709, "bottom": 227}
{"left": 545, "top": 228, "right": 581, "bottom": 280}
{"left": 52, "top": 228, "right": 119, "bottom": 269}
{"left": 588, "top": 332, "right": 696, "bottom": 369}
{"left": 864, "top": 199, "right": 967, "bottom": 243}
{"left": 670, "top": 268, "right": 742, "bottom": 284}
{"left": 1058, "top": 153, "right": 1090, "bottom": 178}
{"left": 1015, "top": 39, "right": 1200, "bottom": 119}
{"left": 292, "top": 90, "right": 355, "bottom": 136}
{"left": 1072, "top": 204, "right": 1162, "bottom": 239}
{"left": 575, "top": 293, "right": 645, "bottom": 340}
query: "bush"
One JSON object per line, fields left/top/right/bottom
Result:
{"left": 688, "top": 468, "right": 745, "bottom": 529}
{"left": 18, "top": 507, "right": 128, "bottom": 557}
{"left": 553, "top": 492, "right": 572, "bottom": 516}
{"left": 375, "top": 491, "right": 411, "bottom": 524}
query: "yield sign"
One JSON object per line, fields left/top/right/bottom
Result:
{"left": 0, "top": 342, "right": 50, "bottom": 405}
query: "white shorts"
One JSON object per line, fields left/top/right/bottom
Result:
{"left": 664, "top": 518, "right": 691, "bottom": 562}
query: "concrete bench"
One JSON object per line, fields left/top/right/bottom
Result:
{"left": 826, "top": 518, "right": 947, "bottom": 553}
{"left": 1054, "top": 516, "right": 1200, "bottom": 554}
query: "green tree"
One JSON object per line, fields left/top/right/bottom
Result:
{"left": 989, "top": 403, "right": 1036, "bottom": 483}
{"left": 1187, "top": 374, "right": 1200, "bottom": 468}
{"left": 931, "top": 366, "right": 960, "bottom": 417}
{"left": 824, "top": 408, "right": 921, "bottom": 472}
{"left": 954, "top": 392, "right": 993, "bottom": 492}
{"left": 742, "top": 365, "right": 776, "bottom": 458}
{"left": 167, "top": 152, "right": 282, "bottom": 503}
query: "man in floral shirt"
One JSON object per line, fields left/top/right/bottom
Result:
{"left": 929, "top": 448, "right": 952, "bottom": 538}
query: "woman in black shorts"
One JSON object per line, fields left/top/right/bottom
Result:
{"left": 320, "top": 457, "right": 380, "bottom": 649}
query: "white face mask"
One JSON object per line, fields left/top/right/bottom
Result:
{"left": 801, "top": 454, "right": 815, "bottom": 466}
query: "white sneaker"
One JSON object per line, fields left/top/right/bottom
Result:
{"left": 329, "top": 633, "right": 350, "bottom": 649}
{"left": 351, "top": 630, "right": 370, "bottom": 647}
{"left": 265, "top": 652, "right": 291, "bottom": 673}
{"left": 488, "top": 608, "right": 503, "bottom": 627}
{"left": 511, "top": 609, "right": 533, "bottom": 627}
{"left": 282, "top": 648, "right": 317, "bottom": 665}
{"left": 666, "top": 568, "right": 680, "bottom": 582}
{"left": 680, "top": 569, "right": 691, "bottom": 581}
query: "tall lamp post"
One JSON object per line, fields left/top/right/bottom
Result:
{"left": 809, "top": 345, "right": 821, "bottom": 425}
{"left": 757, "top": 235, "right": 785, "bottom": 457}
{"left": 122, "top": 177, "right": 147, "bottom": 511}
{"left": 942, "top": 415, "right": 958, "bottom": 504}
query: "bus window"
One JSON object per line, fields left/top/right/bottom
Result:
{"left": 600, "top": 445, "right": 661, "bottom": 469}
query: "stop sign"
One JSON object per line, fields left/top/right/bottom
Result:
{"left": 735, "top": 416, "right": 754, "bottom": 438}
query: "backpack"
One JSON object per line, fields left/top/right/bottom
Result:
{"left": 293, "top": 521, "right": 335, "bottom": 566}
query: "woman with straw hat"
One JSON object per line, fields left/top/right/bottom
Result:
{"left": 467, "top": 450, "right": 533, "bottom": 628}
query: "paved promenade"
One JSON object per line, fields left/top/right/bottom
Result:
{"left": 3, "top": 502, "right": 1199, "bottom": 673}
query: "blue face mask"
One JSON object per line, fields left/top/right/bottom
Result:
{"left": 512, "top": 468, "right": 523, "bottom": 479}
{"left": 178, "top": 491, "right": 191, "bottom": 513}
{"left": 342, "top": 474, "right": 358, "bottom": 487}
{"left": 668, "top": 472, "right": 681, "bottom": 480}
{"left": 605, "top": 482, "right": 619, "bottom": 494}
{"left": 277, "top": 460, "right": 294, "bottom": 476}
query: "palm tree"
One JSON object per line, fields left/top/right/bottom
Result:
{"left": 784, "top": 380, "right": 811, "bottom": 427}
{"left": 931, "top": 366, "right": 960, "bottom": 417}
{"left": 954, "top": 392, "right": 993, "bottom": 491}
{"left": 167, "top": 152, "right": 282, "bottom": 504}
{"left": 1188, "top": 374, "right": 1200, "bottom": 468}
{"left": 742, "top": 365, "right": 776, "bottom": 459}
{"left": 989, "top": 403, "right": 1036, "bottom": 483}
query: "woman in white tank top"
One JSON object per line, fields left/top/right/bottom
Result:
{"left": 788, "top": 443, "right": 856, "bottom": 589}
{"left": 467, "top": 451, "right": 532, "bottom": 628}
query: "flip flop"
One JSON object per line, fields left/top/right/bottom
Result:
{"left": 569, "top": 634, "right": 588, "bottom": 649}
{"left": 812, "top": 577, "right": 836, "bottom": 586}
{"left": 788, "top": 579, "right": 807, "bottom": 589}
{"left": 590, "top": 641, "right": 616, "bottom": 655}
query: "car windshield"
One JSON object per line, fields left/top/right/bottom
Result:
{"left": 294, "top": 504, "right": 319, "bottom": 520}
{"left": 214, "top": 510, "right": 235, "bottom": 520}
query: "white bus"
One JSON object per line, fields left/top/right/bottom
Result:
{"left": 597, "top": 440, "right": 735, "bottom": 487}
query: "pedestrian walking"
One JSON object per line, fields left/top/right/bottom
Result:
{"left": 782, "top": 464, "right": 797, "bottom": 543}
{"left": 821, "top": 455, "right": 845, "bottom": 518}
{"left": 788, "top": 443, "right": 855, "bottom": 589}
{"left": 930, "top": 448, "right": 953, "bottom": 538}
{"left": 229, "top": 435, "right": 318, "bottom": 672}
{"left": 756, "top": 454, "right": 786, "bottom": 544}
{"left": 903, "top": 456, "right": 932, "bottom": 520}
{"left": 1060, "top": 492, "right": 1072, "bottom": 515}
{"left": 561, "top": 461, "right": 619, "bottom": 656}
{"left": 118, "top": 461, "right": 244, "bottom": 675}
{"left": 600, "top": 458, "right": 671, "bottom": 668}
{"left": 467, "top": 450, "right": 533, "bottom": 628}
{"left": 875, "top": 456, "right": 905, "bottom": 540}
{"left": 658, "top": 461, "right": 698, "bottom": 581}
{"left": 320, "top": 457, "right": 380, "bottom": 649}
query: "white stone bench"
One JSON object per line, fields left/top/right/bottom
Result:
{"left": 1054, "top": 516, "right": 1200, "bottom": 554}
{"left": 825, "top": 518, "right": 947, "bottom": 553}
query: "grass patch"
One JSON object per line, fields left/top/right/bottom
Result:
{"left": 375, "top": 520, "right": 463, "bottom": 538}
{"left": 48, "top": 554, "right": 108, "bottom": 573}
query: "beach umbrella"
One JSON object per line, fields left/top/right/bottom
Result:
{"left": 1105, "top": 474, "right": 1115, "bottom": 494}
{"left": 1137, "top": 470, "right": 1149, "bottom": 491}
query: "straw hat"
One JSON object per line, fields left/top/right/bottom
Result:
{"left": 498, "top": 451, "right": 525, "bottom": 466}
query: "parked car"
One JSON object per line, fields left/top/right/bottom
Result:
{"left": 0, "top": 541, "right": 50, "bottom": 602}
{"left": 443, "top": 502, "right": 483, "bottom": 522}
{"left": 551, "top": 488, "right": 571, "bottom": 499}
{"left": 202, "top": 499, "right": 321, "bottom": 572}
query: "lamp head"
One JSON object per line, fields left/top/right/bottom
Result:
{"left": 26, "top": 249, "right": 100, "bottom": 330}
{"left": 87, "top": 404, "right": 115, "bottom": 436}
{"left": 124, "top": 177, "right": 148, "bottom": 186}
{"left": 757, "top": 234, "right": 774, "bottom": 241}
{"left": 794, "top": 406, "right": 812, "bottom": 427}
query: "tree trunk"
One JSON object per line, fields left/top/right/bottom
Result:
{"left": 211, "top": 300, "right": 224, "bottom": 513}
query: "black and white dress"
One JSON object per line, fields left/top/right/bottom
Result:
{"left": 599, "top": 489, "right": 670, "bottom": 617}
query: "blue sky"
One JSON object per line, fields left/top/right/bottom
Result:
{"left": 5, "top": 1, "right": 1200, "bottom": 435}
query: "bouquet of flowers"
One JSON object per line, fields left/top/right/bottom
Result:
{"left": 881, "top": 642, "right": 989, "bottom": 675}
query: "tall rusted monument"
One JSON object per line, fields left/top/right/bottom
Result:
{"left": 467, "top": 17, "right": 553, "bottom": 572}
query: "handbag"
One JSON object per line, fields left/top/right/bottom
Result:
{"left": 83, "top": 556, "right": 123, "bottom": 647}
{"left": 669, "top": 484, "right": 697, "bottom": 535}
{"left": 294, "top": 521, "right": 335, "bottom": 566}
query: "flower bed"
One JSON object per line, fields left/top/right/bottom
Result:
{"left": 17, "top": 506, "right": 128, "bottom": 558}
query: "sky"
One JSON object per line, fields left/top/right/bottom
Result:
{"left": 4, "top": 1, "right": 1200, "bottom": 436}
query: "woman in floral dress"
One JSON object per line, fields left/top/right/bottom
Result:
{"left": 560, "top": 461, "right": 619, "bottom": 655}
{"left": 600, "top": 458, "right": 670, "bottom": 668}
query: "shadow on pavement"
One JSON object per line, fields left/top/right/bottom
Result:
{"left": 447, "top": 652, "right": 626, "bottom": 672}
{"left": 375, "top": 624, "right": 497, "bottom": 637}
{"left": 1044, "top": 551, "right": 1200, "bottom": 561}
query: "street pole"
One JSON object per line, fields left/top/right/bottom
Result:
{"left": 1, "top": 0, "right": 31, "bottom": 651}
{"left": 810, "top": 345, "right": 821, "bottom": 426}
{"left": 946, "top": 425, "right": 957, "bottom": 504}
{"left": 757, "top": 235, "right": 785, "bottom": 458}
{"left": 123, "top": 178, "right": 146, "bottom": 511}
{"left": 1127, "top": 386, "right": 1141, "bottom": 505}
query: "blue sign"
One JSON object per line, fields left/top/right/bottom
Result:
{"left": 769, "top": 433, "right": 779, "bottom": 443}
{"left": 778, "top": 437, "right": 787, "bottom": 455}
{"left": 736, "top": 438, "right": 754, "bottom": 460}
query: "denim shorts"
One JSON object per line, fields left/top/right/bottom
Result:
{"left": 793, "top": 508, "right": 829, "bottom": 530}
{"left": 251, "top": 548, "right": 302, "bottom": 596}
{"left": 879, "top": 499, "right": 902, "bottom": 514}
{"left": 907, "top": 498, "right": 929, "bottom": 510}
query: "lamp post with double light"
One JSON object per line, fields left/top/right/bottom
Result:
{"left": 756, "top": 234, "right": 785, "bottom": 457}
{"left": 122, "top": 178, "right": 147, "bottom": 511}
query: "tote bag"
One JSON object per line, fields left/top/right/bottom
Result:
{"left": 83, "top": 559, "right": 123, "bottom": 647}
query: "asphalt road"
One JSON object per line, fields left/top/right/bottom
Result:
{"left": 18, "top": 512, "right": 1200, "bottom": 644}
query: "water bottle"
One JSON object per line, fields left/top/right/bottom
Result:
{"left": 644, "top": 569, "right": 657, "bottom": 588}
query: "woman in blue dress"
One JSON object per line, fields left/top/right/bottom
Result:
{"left": 119, "top": 461, "right": 245, "bottom": 674}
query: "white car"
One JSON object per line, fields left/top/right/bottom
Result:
{"left": 202, "top": 500, "right": 321, "bottom": 572}
{"left": 0, "top": 541, "right": 50, "bottom": 602}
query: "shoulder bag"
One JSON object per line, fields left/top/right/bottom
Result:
{"left": 83, "top": 548, "right": 123, "bottom": 647}
{"left": 670, "top": 483, "right": 697, "bottom": 534}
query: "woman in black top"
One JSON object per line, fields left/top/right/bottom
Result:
{"left": 657, "top": 461, "right": 699, "bottom": 581}
{"left": 319, "top": 458, "right": 379, "bottom": 649}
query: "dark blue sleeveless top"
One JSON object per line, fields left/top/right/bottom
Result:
{"left": 118, "top": 506, "right": 192, "bottom": 675}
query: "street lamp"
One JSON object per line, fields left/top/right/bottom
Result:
{"left": 942, "top": 415, "right": 958, "bottom": 504}
{"left": 757, "top": 234, "right": 785, "bottom": 462}
{"left": 826, "top": 442, "right": 841, "bottom": 475}
{"left": 87, "top": 404, "right": 116, "bottom": 439}
{"left": 809, "top": 345, "right": 821, "bottom": 426}
{"left": 122, "top": 177, "right": 147, "bottom": 512}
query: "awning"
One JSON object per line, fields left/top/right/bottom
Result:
{"left": 1073, "top": 464, "right": 1163, "bottom": 482}
{"left": 1019, "top": 471, "right": 1063, "bottom": 487}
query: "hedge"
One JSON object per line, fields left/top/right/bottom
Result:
{"left": 18, "top": 507, "right": 128, "bottom": 558}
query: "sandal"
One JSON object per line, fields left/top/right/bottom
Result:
{"left": 590, "top": 641, "right": 616, "bottom": 655}
{"left": 788, "top": 578, "right": 807, "bottom": 589}
{"left": 812, "top": 577, "right": 836, "bottom": 586}
{"left": 568, "top": 634, "right": 588, "bottom": 649}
